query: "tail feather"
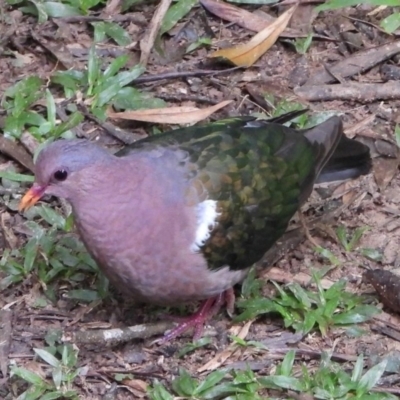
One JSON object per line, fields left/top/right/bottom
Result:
{"left": 317, "top": 135, "right": 371, "bottom": 183}
{"left": 303, "top": 116, "right": 344, "bottom": 177}
{"left": 303, "top": 116, "right": 371, "bottom": 184}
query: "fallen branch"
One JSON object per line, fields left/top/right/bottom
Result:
{"left": 295, "top": 82, "right": 400, "bottom": 102}
{"left": 62, "top": 321, "right": 217, "bottom": 347}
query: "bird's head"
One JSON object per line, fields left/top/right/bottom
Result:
{"left": 19, "top": 139, "right": 113, "bottom": 211}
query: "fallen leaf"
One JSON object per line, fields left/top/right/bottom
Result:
{"left": 200, "top": 0, "right": 302, "bottom": 37}
{"left": 373, "top": 156, "right": 400, "bottom": 191}
{"left": 122, "top": 378, "right": 148, "bottom": 392}
{"left": 197, "top": 320, "right": 253, "bottom": 373}
{"left": 210, "top": 5, "right": 297, "bottom": 67}
{"left": 200, "top": 0, "right": 274, "bottom": 32}
{"left": 107, "top": 100, "right": 232, "bottom": 125}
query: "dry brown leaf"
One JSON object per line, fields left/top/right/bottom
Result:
{"left": 200, "top": 0, "right": 302, "bottom": 37}
{"left": 197, "top": 320, "right": 253, "bottom": 373}
{"left": 122, "top": 378, "right": 148, "bottom": 392}
{"left": 373, "top": 156, "right": 400, "bottom": 190}
{"left": 210, "top": 5, "right": 297, "bottom": 67}
{"left": 264, "top": 267, "right": 335, "bottom": 289}
{"left": 200, "top": 0, "right": 273, "bottom": 33}
{"left": 107, "top": 100, "right": 232, "bottom": 125}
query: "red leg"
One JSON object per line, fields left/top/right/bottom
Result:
{"left": 159, "top": 288, "right": 236, "bottom": 344}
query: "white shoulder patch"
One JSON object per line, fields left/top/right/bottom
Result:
{"left": 191, "top": 200, "right": 219, "bottom": 252}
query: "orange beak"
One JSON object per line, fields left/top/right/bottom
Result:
{"left": 19, "top": 184, "right": 45, "bottom": 212}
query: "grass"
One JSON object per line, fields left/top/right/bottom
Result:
{"left": 148, "top": 351, "right": 396, "bottom": 400}
{"left": 10, "top": 338, "right": 82, "bottom": 400}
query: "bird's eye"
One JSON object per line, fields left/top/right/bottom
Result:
{"left": 53, "top": 169, "right": 68, "bottom": 181}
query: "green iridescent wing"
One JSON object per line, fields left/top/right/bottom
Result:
{"left": 179, "top": 122, "right": 318, "bottom": 271}
{"left": 118, "top": 116, "right": 332, "bottom": 271}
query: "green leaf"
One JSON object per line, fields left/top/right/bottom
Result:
{"left": 62, "top": 344, "right": 78, "bottom": 367}
{"left": 317, "top": 0, "right": 400, "bottom": 11}
{"left": 336, "top": 225, "right": 349, "bottom": 251}
{"left": 288, "top": 282, "right": 312, "bottom": 308}
{"left": 395, "top": 124, "right": 400, "bottom": 148}
{"left": 227, "top": 0, "right": 278, "bottom": 3}
{"left": 201, "top": 382, "right": 248, "bottom": 399}
{"left": 37, "top": 205, "right": 66, "bottom": 230}
{"left": 172, "top": 369, "right": 197, "bottom": 396}
{"left": 106, "top": 65, "right": 145, "bottom": 87}
{"left": 87, "top": 46, "right": 100, "bottom": 95}
{"left": 302, "top": 310, "right": 316, "bottom": 334}
{"left": 194, "top": 370, "right": 226, "bottom": 396}
{"left": 259, "top": 375, "right": 304, "bottom": 391}
{"left": 10, "top": 366, "right": 45, "bottom": 385}
{"left": 351, "top": 354, "right": 364, "bottom": 382}
{"left": 23, "top": 238, "right": 39, "bottom": 273}
{"left": 51, "top": 71, "right": 84, "bottom": 98}
{"left": 160, "top": 0, "right": 198, "bottom": 36}
{"left": 94, "top": 21, "right": 131, "bottom": 46}
{"left": 177, "top": 337, "right": 212, "bottom": 358}
{"left": 103, "top": 55, "right": 129, "bottom": 79}
{"left": 95, "top": 66, "right": 145, "bottom": 107}
{"left": 113, "top": 87, "right": 166, "bottom": 110}
{"left": 43, "top": 2, "right": 82, "bottom": 17}
{"left": 102, "top": 21, "right": 132, "bottom": 46}
{"left": 79, "top": 0, "right": 104, "bottom": 13}
{"left": 46, "top": 89, "right": 56, "bottom": 130}
{"left": 293, "top": 33, "right": 313, "bottom": 55}
{"left": 381, "top": 12, "right": 400, "bottom": 34}
{"left": 0, "top": 171, "right": 34, "bottom": 182}
{"left": 40, "top": 391, "right": 69, "bottom": 400}
{"left": 29, "top": 0, "right": 49, "bottom": 22}
{"left": 93, "top": 21, "right": 106, "bottom": 43}
{"left": 186, "top": 37, "right": 212, "bottom": 53}
{"left": 53, "top": 111, "right": 84, "bottom": 138}
{"left": 148, "top": 380, "right": 174, "bottom": 400}
{"left": 67, "top": 289, "right": 101, "bottom": 302}
{"left": 4, "top": 76, "right": 39, "bottom": 99}
{"left": 280, "top": 350, "right": 295, "bottom": 376}
{"left": 52, "top": 365, "right": 63, "bottom": 389}
{"left": 348, "top": 227, "right": 368, "bottom": 251}
{"left": 332, "top": 305, "right": 379, "bottom": 325}
{"left": 34, "top": 348, "right": 60, "bottom": 368}
{"left": 358, "top": 359, "right": 387, "bottom": 393}
{"left": 360, "top": 248, "right": 382, "bottom": 262}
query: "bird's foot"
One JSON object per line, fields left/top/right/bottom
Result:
{"left": 158, "top": 288, "right": 235, "bottom": 344}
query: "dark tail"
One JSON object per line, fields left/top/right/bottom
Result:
{"left": 317, "top": 135, "right": 371, "bottom": 183}
{"left": 303, "top": 116, "right": 371, "bottom": 184}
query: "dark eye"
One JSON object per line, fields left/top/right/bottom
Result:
{"left": 53, "top": 169, "right": 68, "bottom": 181}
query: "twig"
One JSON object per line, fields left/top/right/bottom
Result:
{"left": 20, "top": 132, "right": 39, "bottom": 155}
{"left": 157, "top": 94, "right": 219, "bottom": 105}
{"left": 80, "top": 105, "right": 145, "bottom": 144}
{"left": 298, "top": 211, "right": 320, "bottom": 248}
{"left": 0, "top": 135, "right": 34, "bottom": 171}
{"left": 140, "top": 0, "right": 173, "bottom": 66}
{"left": 130, "top": 67, "right": 241, "bottom": 85}
{"left": 304, "top": 39, "right": 400, "bottom": 85}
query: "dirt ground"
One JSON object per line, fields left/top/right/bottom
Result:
{"left": 2, "top": 1, "right": 400, "bottom": 399}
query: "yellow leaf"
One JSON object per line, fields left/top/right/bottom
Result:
{"left": 107, "top": 100, "right": 232, "bottom": 125}
{"left": 210, "top": 5, "right": 297, "bottom": 68}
